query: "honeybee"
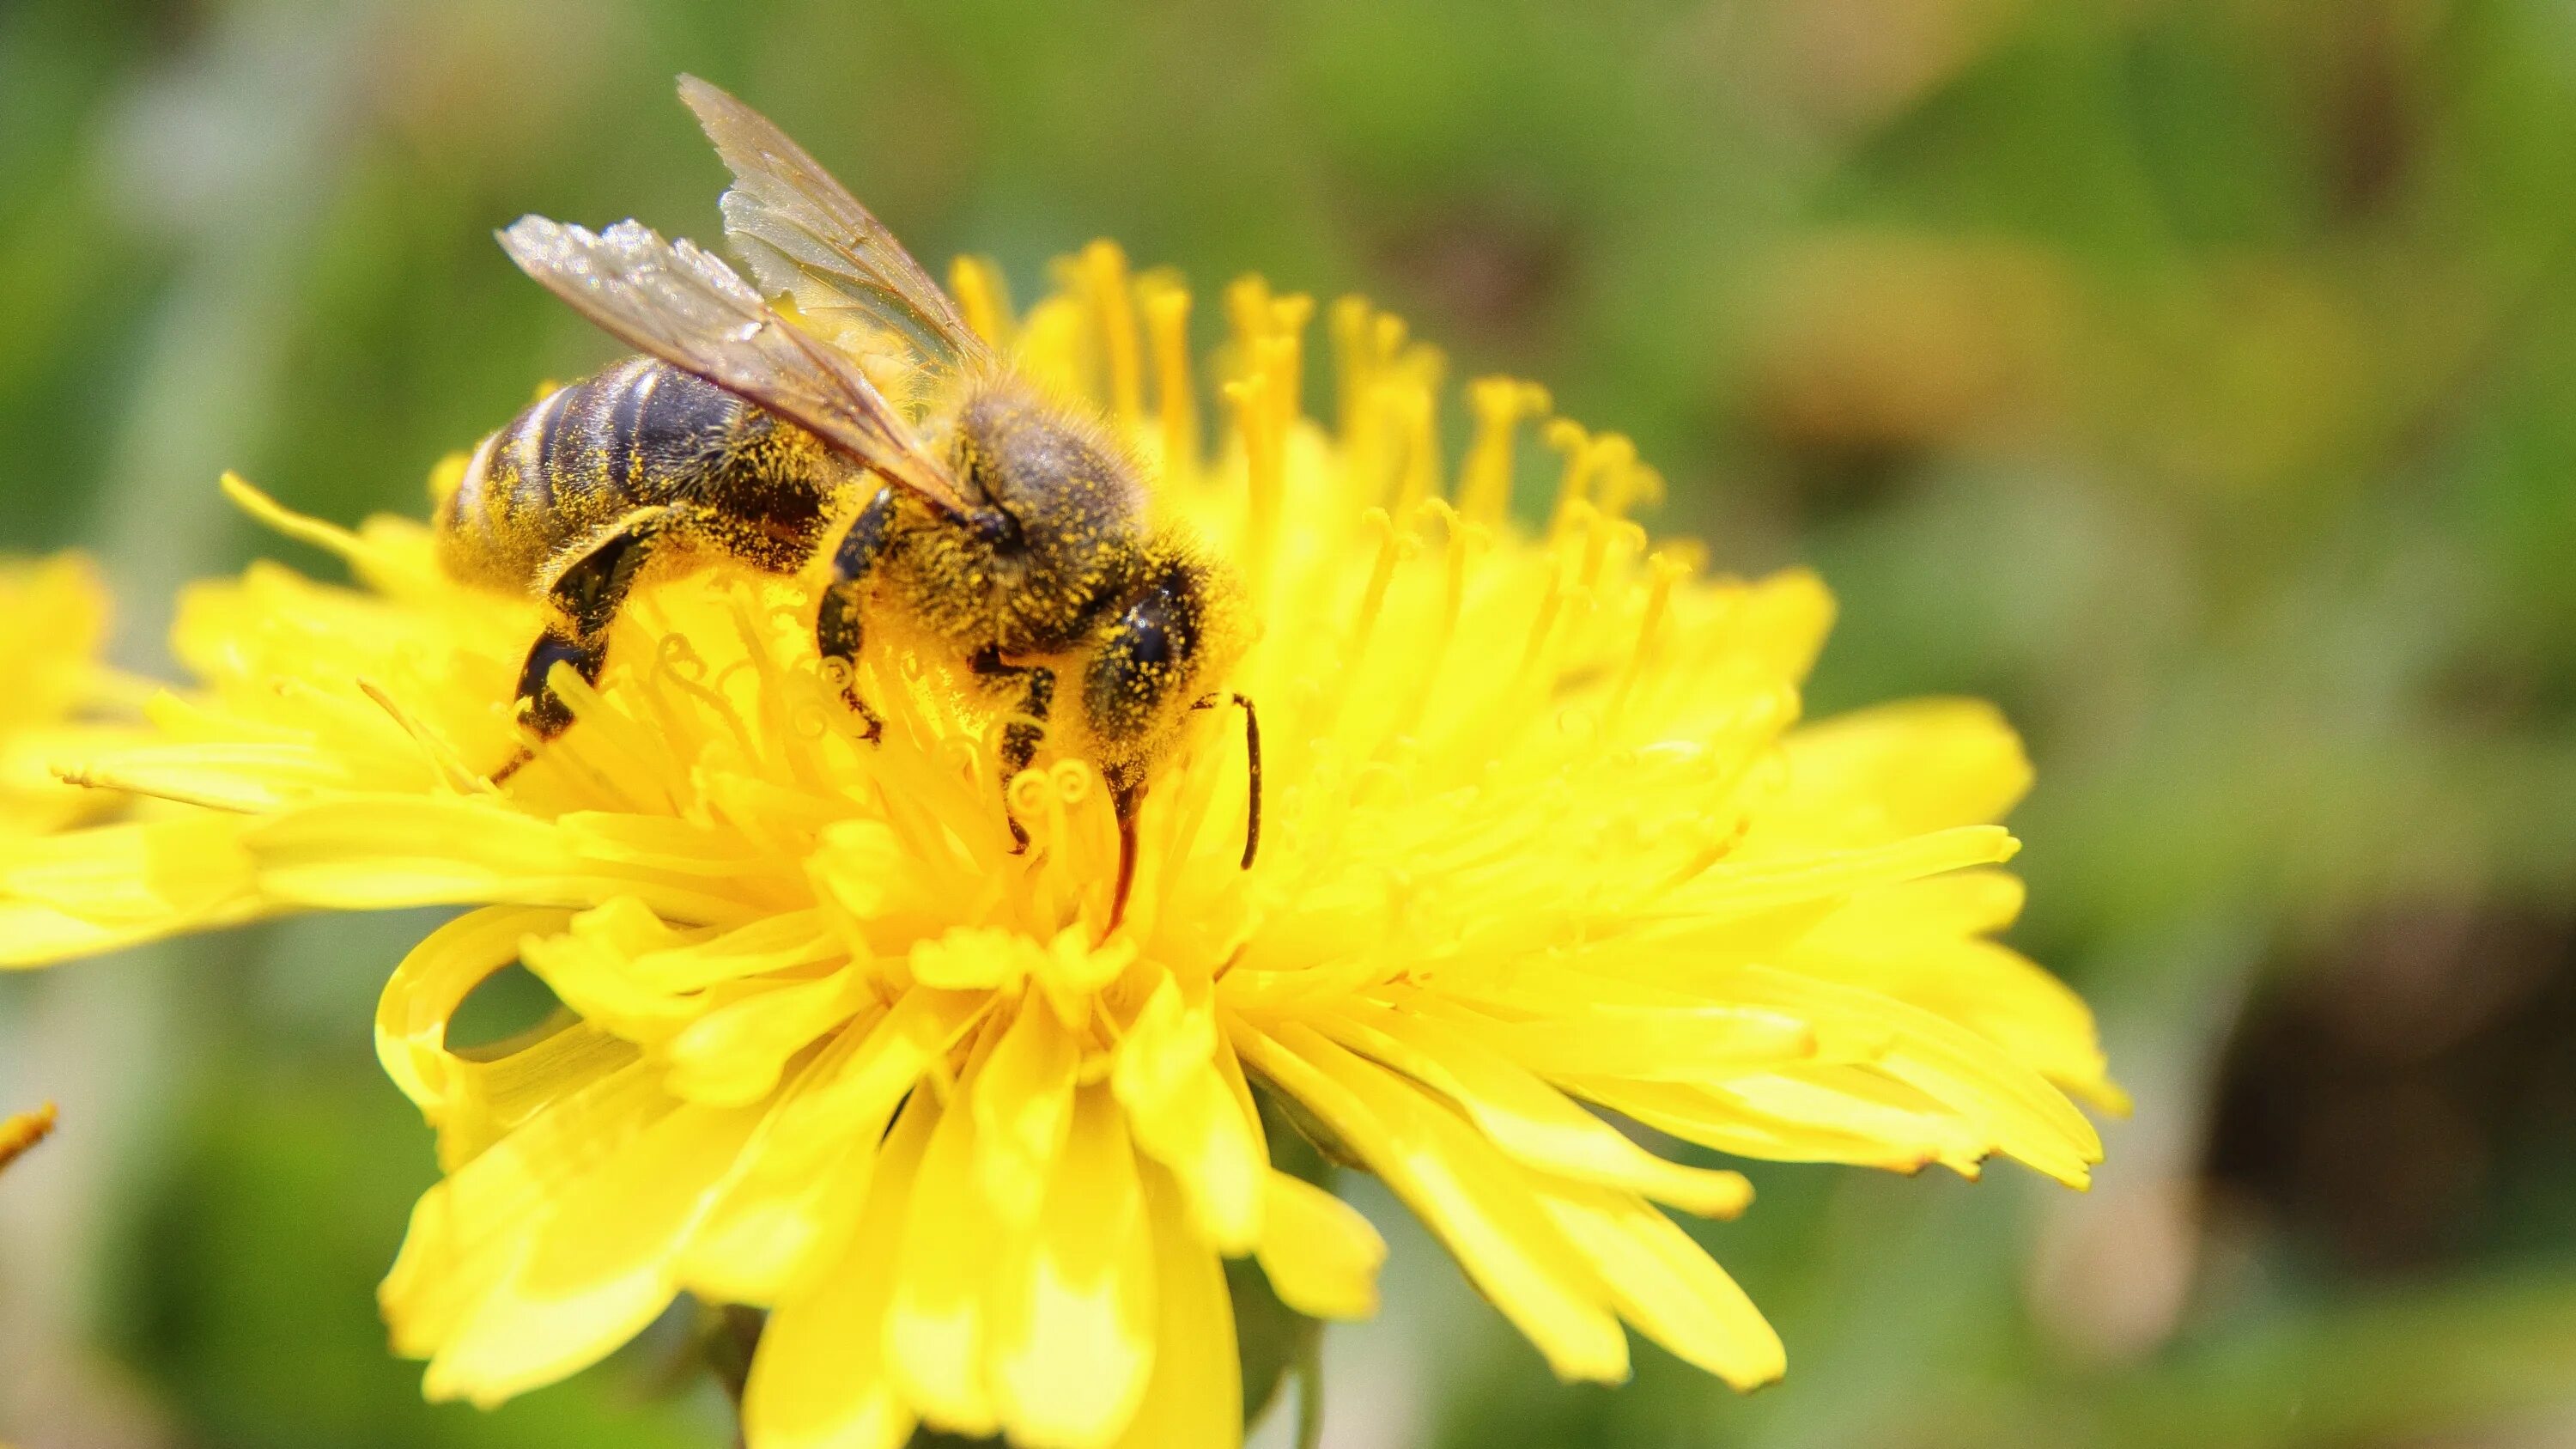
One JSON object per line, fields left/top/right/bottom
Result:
{"left": 437, "top": 75, "right": 1256, "bottom": 917}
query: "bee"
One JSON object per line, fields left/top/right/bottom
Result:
{"left": 437, "top": 75, "right": 1257, "bottom": 919}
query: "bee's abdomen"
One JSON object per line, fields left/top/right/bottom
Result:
{"left": 435, "top": 357, "right": 755, "bottom": 591}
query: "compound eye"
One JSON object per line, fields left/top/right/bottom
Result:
{"left": 1120, "top": 609, "right": 1173, "bottom": 668}
{"left": 1085, "top": 586, "right": 1198, "bottom": 743}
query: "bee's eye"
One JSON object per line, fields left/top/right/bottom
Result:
{"left": 1122, "top": 612, "right": 1172, "bottom": 668}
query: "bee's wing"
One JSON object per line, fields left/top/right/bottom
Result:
{"left": 498, "top": 215, "right": 972, "bottom": 517}
{"left": 677, "top": 74, "right": 991, "bottom": 370}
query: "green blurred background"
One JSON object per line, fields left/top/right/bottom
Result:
{"left": 6, "top": 0, "right": 2576, "bottom": 1445}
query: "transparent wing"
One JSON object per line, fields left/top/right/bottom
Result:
{"left": 678, "top": 73, "right": 990, "bottom": 371}
{"left": 497, "top": 215, "right": 970, "bottom": 516}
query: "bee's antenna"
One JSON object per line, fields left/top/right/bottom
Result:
{"left": 1234, "top": 694, "right": 1261, "bottom": 870}
{"left": 1193, "top": 691, "right": 1261, "bottom": 870}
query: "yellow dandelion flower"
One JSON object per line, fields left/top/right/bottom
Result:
{"left": 0, "top": 254, "right": 2117, "bottom": 1449}
{"left": 0, "top": 554, "right": 132, "bottom": 838}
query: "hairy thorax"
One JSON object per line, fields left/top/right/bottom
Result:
{"left": 872, "top": 379, "right": 1151, "bottom": 660}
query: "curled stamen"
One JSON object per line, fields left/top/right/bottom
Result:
{"left": 653, "top": 630, "right": 709, "bottom": 682}
{"left": 1048, "top": 758, "right": 1094, "bottom": 807}
{"left": 935, "top": 734, "right": 985, "bottom": 786}
{"left": 1008, "top": 767, "right": 1054, "bottom": 836}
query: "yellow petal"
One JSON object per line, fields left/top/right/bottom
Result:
{"left": 664, "top": 969, "right": 872, "bottom": 1107}
{"left": 765, "top": 989, "right": 981, "bottom": 1172}
{"left": 1254, "top": 1170, "right": 1385, "bottom": 1320}
{"left": 884, "top": 1081, "right": 1004, "bottom": 1435}
{"left": 911, "top": 925, "right": 1040, "bottom": 991}
{"left": 0, "top": 816, "right": 263, "bottom": 966}
{"left": 1417, "top": 1002, "right": 1815, "bottom": 1092}
{"left": 974, "top": 997, "right": 1082, "bottom": 1225}
{"left": 627, "top": 908, "right": 845, "bottom": 992}
{"left": 519, "top": 897, "right": 708, "bottom": 1039}
{"left": 375, "top": 904, "right": 577, "bottom": 1115}
{"left": 743, "top": 1094, "right": 932, "bottom": 1449}
{"left": 1679, "top": 825, "right": 2022, "bottom": 919}
{"left": 992, "top": 1085, "right": 1157, "bottom": 1449}
{"left": 1112, "top": 974, "right": 1265, "bottom": 1252}
{"left": 1235, "top": 1020, "right": 1631, "bottom": 1383}
{"left": 424, "top": 1100, "right": 762, "bottom": 1407}
{"left": 382, "top": 1059, "right": 671, "bottom": 1365}
{"left": 1581, "top": 1071, "right": 1959, "bottom": 1172}
{"left": 683, "top": 996, "right": 946, "bottom": 1304}
{"left": 1728, "top": 965, "right": 2101, "bottom": 1184}
{"left": 1107, "top": 1163, "right": 1242, "bottom": 1449}
{"left": 1319, "top": 1008, "right": 1753, "bottom": 1217}
{"left": 246, "top": 797, "right": 574, "bottom": 905}
{"left": 1529, "top": 1178, "right": 1783, "bottom": 1391}
{"left": 1768, "top": 697, "right": 2032, "bottom": 844}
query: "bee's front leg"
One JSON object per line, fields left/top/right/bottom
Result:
{"left": 815, "top": 484, "right": 899, "bottom": 740}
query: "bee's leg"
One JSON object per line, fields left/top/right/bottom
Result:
{"left": 495, "top": 508, "right": 674, "bottom": 782}
{"left": 815, "top": 484, "right": 897, "bottom": 740}
{"left": 972, "top": 643, "right": 1055, "bottom": 851}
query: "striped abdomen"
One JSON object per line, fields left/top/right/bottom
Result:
{"left": 435, "top": 356, "right": 847, "bottom": 592}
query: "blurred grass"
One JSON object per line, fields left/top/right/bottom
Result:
{"left": 4, "top": 1, "right": 2575, "bottom": 1446}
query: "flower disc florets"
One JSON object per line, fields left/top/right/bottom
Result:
{"left": 0, "top": 249, "right": 2117, "bottom": 1449}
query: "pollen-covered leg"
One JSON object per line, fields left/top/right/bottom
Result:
{"left": 495, "top": 508, "right": 673, "bottom": 779}
{"left": 814, "top": 484, "right": 896, "bottom": 740}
